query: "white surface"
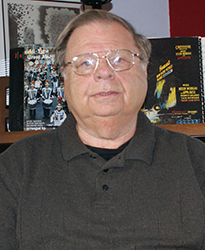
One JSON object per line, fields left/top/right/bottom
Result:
{"left": 110, "top": 0, "right": 170, "bottom": 38}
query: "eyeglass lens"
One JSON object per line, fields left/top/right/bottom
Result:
{"left": 72, "top": 50, "right": 134, "bottom": 75}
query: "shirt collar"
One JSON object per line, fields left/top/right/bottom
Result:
{"left": 57, "top": 111, "right": 156, "bottom": 164}
{"left": 57, "top": 113, "right": 89, "bottom": 161}
{"left": 125, "top": 111, "right": 156, "bottom": 165}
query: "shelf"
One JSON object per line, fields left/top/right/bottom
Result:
{"left": 0, "top": 131, "right": 45, "bottom": 144}
{"left": 158, "top": 123, "right": 205, "bottom": 137}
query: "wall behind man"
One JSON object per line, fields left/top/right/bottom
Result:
{"left": 169, "top": 0, "right": 205, "bottom": 37}
{"left": 109, "top": 0, "right": 170, "bottom": 38}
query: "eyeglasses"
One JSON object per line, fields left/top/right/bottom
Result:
{"left": 64, "top": 49, "right": 142, "bottom": 76}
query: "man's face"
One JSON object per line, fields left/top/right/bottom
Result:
{"left": 63, "top": 21, "right": 148, "bottom": 124}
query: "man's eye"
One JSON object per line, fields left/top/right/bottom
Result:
{"left": 77, "top": 59, "right": 94, "bottom": 68}
{"left": 115, "top": 57, "right": 123, "bottom": 63}
{"left": 112, "top": 56, "right": 125, "bottom": 65}
{"left": 83, "top": 60, "right": 93, "bottom": 66}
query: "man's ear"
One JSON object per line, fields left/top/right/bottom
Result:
{"left": 142, "top": 62, "right": 148, "bottom": 76}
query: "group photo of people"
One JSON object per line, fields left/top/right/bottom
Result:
{"left": 23, "top": 44, "right": 68, "bottom": 130}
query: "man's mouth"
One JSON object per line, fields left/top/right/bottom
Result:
{"left": 94, "top": 91, "right": 117, "bottom": 97}
{"left": 99, "top": 92, "right": 113, "bottom": 96}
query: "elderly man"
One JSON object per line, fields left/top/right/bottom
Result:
{"left": 1, "top": 9, "right": 205, "bottom": 250}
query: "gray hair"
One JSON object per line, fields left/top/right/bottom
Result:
{"left": 55, "top": 9, "right": 151, "bottom": 71}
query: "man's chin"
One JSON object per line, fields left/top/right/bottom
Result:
{"left": 93, "top": 110, "right": 122, "bottom": 119}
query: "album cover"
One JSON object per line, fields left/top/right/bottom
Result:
{"left": 9, "top": 44, "right": 69, "bottom": 131}
{"left": 142, "top": 36, "right": 204, "bottom": 125}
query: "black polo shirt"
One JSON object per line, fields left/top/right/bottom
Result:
{"left": 1, "top": 112, "right": 205, "bottom": 249}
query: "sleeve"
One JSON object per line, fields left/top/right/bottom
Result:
{"left": 0, "top": 143, "right": 24, "bottom": 249}
{"left": 187, "top": 137, "right": 205, "bottom": 197}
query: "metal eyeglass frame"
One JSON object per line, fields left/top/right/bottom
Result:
{"left": 63, "top": 49, "right": 142, "bottom": 76}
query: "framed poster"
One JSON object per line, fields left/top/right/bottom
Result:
{"left": 3, "top": 0, "right": 81, "bottom": 75}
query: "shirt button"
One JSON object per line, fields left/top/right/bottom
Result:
{"left": 102, "top": 185, "right": 109, "bottom": 191}
{"left": 90, "top": 154, "right": 96, "bottom": 159}
{"left": 103, "top": 168, "right": 109, "bottom": 173}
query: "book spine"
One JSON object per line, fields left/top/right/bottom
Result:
{"left": 9, "top": 48, "right": 24, "bottom": 131}
{"left": 198, "top": 37, "right": 205, "bottom": 123}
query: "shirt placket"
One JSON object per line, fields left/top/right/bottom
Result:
{"left": 87, "top": 152, "right": 127, "bottom": 249}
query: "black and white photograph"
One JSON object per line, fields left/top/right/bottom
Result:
{"left": 3, "top": 0, "right": 81, "bottom": 75}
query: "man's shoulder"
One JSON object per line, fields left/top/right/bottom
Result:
{"left": 154, "top": 124, "right": 202, "bottom": 143}
{"left": 138, "top": 111, "right": 204, "bottom": 148}
{"left": 0, "top": 114, "right": 76, "bottom": 159}
{"left": 154, "top": 124, "right": 205, "bottom": 159}
{"left": 1, "top": 129, "right": 57, "bottom": 158}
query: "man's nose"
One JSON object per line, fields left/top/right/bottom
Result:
{"left": 93, "top": 58, "right": 115, "bottom": 81}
